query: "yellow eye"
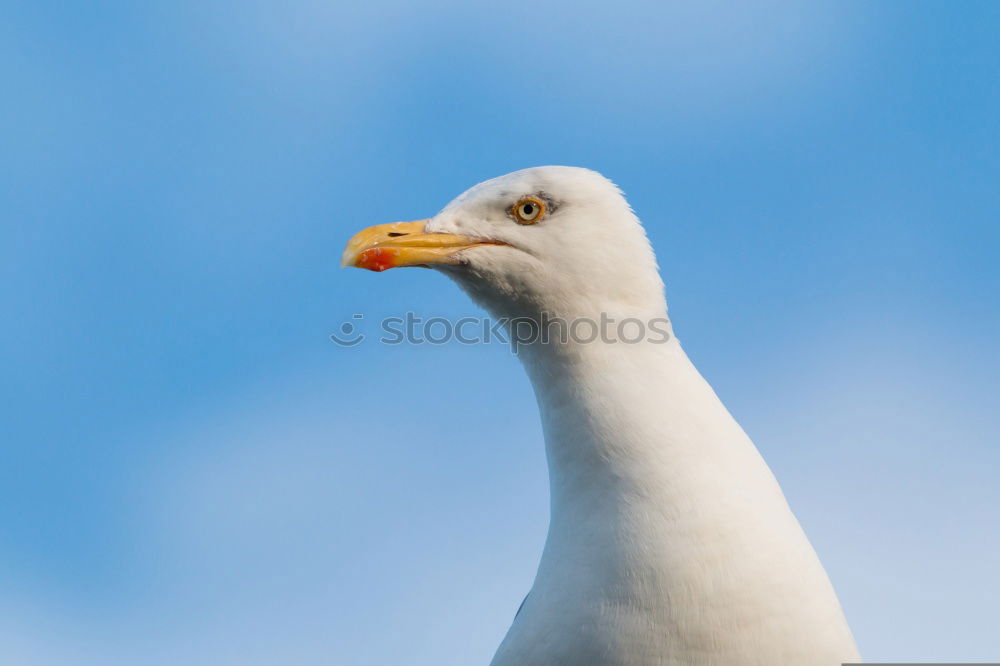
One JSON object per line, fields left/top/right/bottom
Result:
{"left": 513, "top": 197, "right": 545, "bottom": 225}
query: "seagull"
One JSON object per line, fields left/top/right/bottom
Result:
{"left": 342, "top": 167, "right": 861, "bottom": 665}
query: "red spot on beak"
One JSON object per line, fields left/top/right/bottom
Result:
{"left": 357, "top": 247, "right": 397, "bottom": 272}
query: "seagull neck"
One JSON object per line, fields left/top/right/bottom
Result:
{"left": 518, "top": 334, "right": 784, "bottom": 526}
{"left": 509, "top": 328, "right": 860, "bottom": 664}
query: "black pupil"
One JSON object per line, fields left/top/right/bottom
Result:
{"left": 522, "top": 203, "right": 535, "bottom": 215}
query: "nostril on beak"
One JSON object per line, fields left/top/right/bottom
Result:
{"left": 387, "top": 232, "right": 408, "bottom": 237}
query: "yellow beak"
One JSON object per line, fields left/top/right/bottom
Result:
{"left": 341, "top": 219, "right": 503, "bottom": 272}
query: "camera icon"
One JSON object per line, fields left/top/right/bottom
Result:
{"left": 330, "top": 314, "right": 366, "bottom": 347}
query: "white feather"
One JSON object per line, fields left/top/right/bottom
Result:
{"left": 426, "top": 167, "right": 860, "bottom": 665}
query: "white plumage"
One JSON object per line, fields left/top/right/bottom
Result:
{"left": 345, "top": 166, "right": 860, "bottom": 665}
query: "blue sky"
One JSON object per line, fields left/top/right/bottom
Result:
{"left": 2, "top": 1, "right": 999, "bottom": 663}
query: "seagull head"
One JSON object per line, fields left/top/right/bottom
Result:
{"left": 342, "top": 166, "right": 666, "bottom": 320}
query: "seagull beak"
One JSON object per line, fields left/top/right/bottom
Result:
{"left": 342, "top": 219, "right": 503, "bottom": 272}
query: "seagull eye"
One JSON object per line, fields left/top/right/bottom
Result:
{"left": 513, "top": 197, "right": 545, "bottom": 225}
